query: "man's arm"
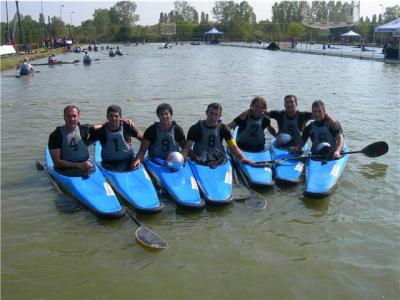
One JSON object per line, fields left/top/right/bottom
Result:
{"left": 49, "top": 148, "right": 93, "bottom": 170}
{"left": 332, "top": 133, "right": 344, "bottom": 159}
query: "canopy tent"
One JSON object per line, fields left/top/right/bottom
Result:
{"left": 204, "top": 27, "right": 224, "bottom": 44}
{"left": 204, "top": 27, "right": 224, "bottom": 35}
{"left": 374, "top": 18, "right": 400, "bottom": 60}
{"left": 340, "top": 30, "right": 361, "bottom": 37}
{"left": 375, "top": 17, "right": 400, "bottom": 33}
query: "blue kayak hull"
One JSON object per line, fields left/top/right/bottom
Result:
{"left": 233, "top": 128, "right": 273, "bottom": 186}
{"left": 45, "top": 146, "right": 124, "bottom": 219}
{"left": 270, "top": 138, "right": 309, "bottom": 184}
{"left": 189, "top": 158, "right": 233, "bottom": 204}
{"left": 94, "top": 142, "right": 163, "bottom": 213}
{"left": 304, "top": 143, "right": 349, "bottom": 198}
{"left": 144, "top": 157, "right": 205, "bottom": 209}
{"left": 237, "top": 150, "right": 274, "bottom": 186}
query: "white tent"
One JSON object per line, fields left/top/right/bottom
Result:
{"left": 374, "top": 17, "right": 400, "bottom": 60}
{"left": 375, "top": 17, "right": 400, "bottom": 34}
{"left": 340, "top": 30, "right": 361, "bottom": 37}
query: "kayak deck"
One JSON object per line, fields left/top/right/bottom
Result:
{"left": 233, "top": 128, "right": 273, "bottom": 186}
{"left": 94, "top": 142, "right": 163, "bottom": 213}
{"left": 144, "top": 157, "right": 205, "bottom": 209}
{"left": 45, "top": 146, "right": 124, "bottom": 219}
{"left": 270, "top": 138, "right": 309, "bottom": 184}
{"left": 304, "top": 143, "right": 350, "bottom": 198}
{"left": 189, "top": 157, "right": 233, "bottom": 204}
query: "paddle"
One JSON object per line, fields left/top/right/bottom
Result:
{"left": 251, "top": 141, "right": 389, "bottom": 167}
{"left": 37, "top": 159, "right": 168, "bottom": 249}
{"left": 229, "top": 154, "right": 267, "bottom": 209}
{"left": 32, "top": 60, "right": 79, "bottom": 66}
{"left": 231, "top": 167, "right": 251, "bottom": 200}
{"left": 6, "top": 70, "right": 40, "bottom": 78}
{"left": 125, "top": 207, "right": 168, "bottom": 249}
{"left": 36, "top": 160, "right": 63, "bottom": 194}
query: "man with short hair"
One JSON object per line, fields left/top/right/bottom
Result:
{"left": 92, "top": 105, "right": 143, "bottom": 171}
{"left": 132, "top": 103, "right": 185, "bottom": 168}
{"left": 291, "top": 100, "right": 344, "bottom": 159}
{"left": 184, "top": 102, "right": 253, "bottom": 166}
{"left": 48, "top": 105, "right": 95, "bottom": 175}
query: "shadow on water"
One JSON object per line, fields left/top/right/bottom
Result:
{"left": 54, "top": 194, "right": 83, "bottom": 213}
{"left": 300, "top": 195, "right": 330, "bottom": 212}
{"left": 359, "top": 162, "right": 388, "bottom": 179}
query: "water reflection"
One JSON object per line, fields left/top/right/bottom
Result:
{"left": 360, "top": 162, "right": 388, "bottom": 179}
{"left": 54, "top": 195, "right": 83, "bottom": 213}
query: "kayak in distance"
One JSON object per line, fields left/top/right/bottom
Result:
{"left": 44, "top": 146, "right": 125, "bottom": 219}
{"left": 94, "top": 142, "right": 164, "bottom": 214}
{"left": 270, "top": 137, "right": 309, "bottom": 184}
{"left": 189, "top": 156, "right": 233, "bottom": 205}
{"left": 144, "top": 156, "right": 205, "bottom": 209}
{"left": 303, "top": 143, "right": 350, "bottom": 198}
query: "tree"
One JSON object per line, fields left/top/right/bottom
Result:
{"left": 109, "top": 1, "right": 140, "bottom": 41}
{"left": 384, "top": 5, "right": 400, "bottom": 22}
{"left": 93, "top": 8, "right": 111, "bottom": 40}
{"left": 288, "top": 22, "right": 305, "bottom": 39}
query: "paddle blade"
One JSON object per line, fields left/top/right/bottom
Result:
{"left": 135, "top": 226, "right": 168, "bottom": 249}
{"left": 362, "top": 141, "right": 389, "bottom": 158}
{"left": 246, "top": 191, "right": 267, "bottom": 209}
{"left": 36, "top": 160, "right": 45, "bottom": 171}
{"left": 232, "top": 183, "right": 251, "bottom": 200}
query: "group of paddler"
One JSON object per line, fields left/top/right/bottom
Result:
{"left": 47, "top": 96, "right": 343, "bottom": 180}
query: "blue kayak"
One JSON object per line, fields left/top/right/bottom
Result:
{"left": 189, "top": 157, "right": 233, "bottom": 204}
{"left": 45, "top": 146, "right": 124, "bottom": 219}
{"left": 144, "top": 156, "right": 205, "bottom": 209}
{"left": 304, "top": 143, "right": 350, "bottom": 197}
{"left": 270, "top": 138, "right": 309, "bottom": 183}
{"left": 233, "top": 128, "right": 273, "bottom": 186}
{"left": 94, "top": 142, "right": 163, "bottom": 213}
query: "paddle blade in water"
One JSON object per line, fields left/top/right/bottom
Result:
{"left": 232, "top": 183, "right": 251, "bottom": 200}
{"left": 135, "top": 226, "right": 168, "bottom": 249}
{"left": 246, "top": 191, "right": 267, "bottom": 209}
{"left": 362, "top": 141, "right": 389, "bottom": 158}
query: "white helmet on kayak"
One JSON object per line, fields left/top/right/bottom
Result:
{"left": 275, "top": 133, "right": 292, "bottom": 147}
{"left": 316, "top": 142, "right": 332, "bottom": 155}
{"left": 167, "top": 151, "right": 184, "bottom": 171}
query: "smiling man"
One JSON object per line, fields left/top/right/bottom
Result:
{"left": 48, "top": 105, "right": 96, "bottom": 175}
{"left": 92, "top": 105, "right": 143, "bottom": 171}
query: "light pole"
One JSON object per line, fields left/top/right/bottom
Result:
{"left": 69, "top": 11, "right": 74, "bottom": 36}
{"left": 60, "top": 4, "right": 64, "bottom": 20}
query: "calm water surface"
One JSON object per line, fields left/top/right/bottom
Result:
{"left": 1, "top": 44, "right": 399, "bottom": 299}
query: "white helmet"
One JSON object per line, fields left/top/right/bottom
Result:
{"left": 316, "top": 142, "right": 332, "bottom": 155}
{"left": 275, "top": 133, "right": 292, "bottom": 147}
{"left": 167, "top": 151, "right": 184, "bottom": 171}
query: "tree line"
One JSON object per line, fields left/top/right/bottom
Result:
{"left": 1, "top": 1, "right": 399, "bottom": 46}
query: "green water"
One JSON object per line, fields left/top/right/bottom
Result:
{"left": 1, "top": 44, "right": 399, "bottom": 299}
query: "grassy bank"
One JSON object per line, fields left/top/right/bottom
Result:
{"left": 0, "top": 48, "right": 66, "bottom": 71}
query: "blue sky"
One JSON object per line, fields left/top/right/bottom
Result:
{"left": 1, "top": 0, "right": 397, "bottom": 26}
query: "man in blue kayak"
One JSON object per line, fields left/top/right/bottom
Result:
{"left": 48, "top": 105, "right": 96, "bottom": 175}
{"left": 183, "top": 102, "right": 253, "bottom": 166}
{"left": 290, "top": 100, "right": 344, "bottom": 159}
{"left": 132, "top": 103, "right": 186, "bottom": 168}
{"left": 227, "top": 96, "right": 277, "bottom": 152}
{"left": 92, "top": 105, "right": 143, "bottom": 171}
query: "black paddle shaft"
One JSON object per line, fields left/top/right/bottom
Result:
{"left": 251, "top": 141, "right": 389, "bottom": 166}
{"left": 125, "top": 207, "right": 141, "bottom": 226}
